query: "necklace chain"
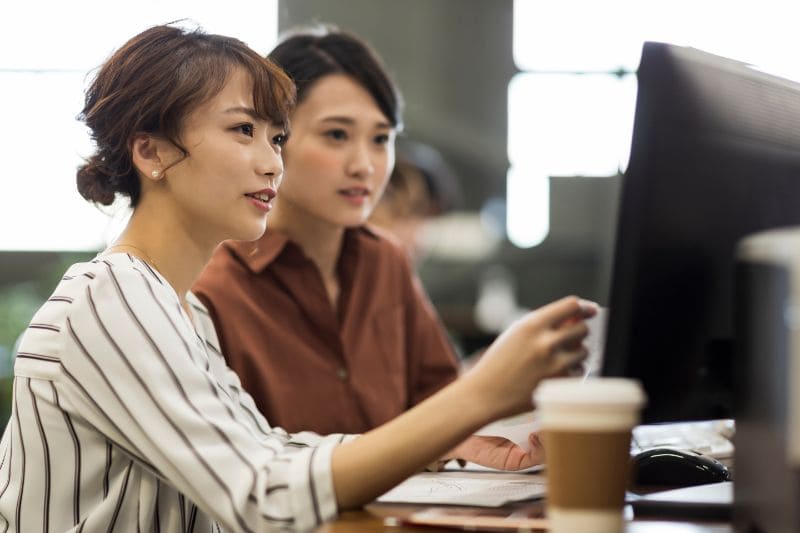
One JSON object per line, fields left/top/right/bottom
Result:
{"left": 106, "top": 243, "right": 159, "bottom": 269}
{"left": 105, "top": 243, "right": 196, "bottom": 323}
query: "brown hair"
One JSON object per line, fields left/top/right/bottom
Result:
{"left": 77, "top": 24, "right": 295, "bottom": 207}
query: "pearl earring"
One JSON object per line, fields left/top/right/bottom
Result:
{"left": 151, "top": 169, "right": 160, "bottom": 178}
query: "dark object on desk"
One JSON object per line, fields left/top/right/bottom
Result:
{"left": 633, "top": 448, "right": 731, "bottom": 487}
{"left": 630, "top": 481, "right": 732, "bottom": 521}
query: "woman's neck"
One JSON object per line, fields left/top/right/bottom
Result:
{"left": 269, "top": 198, "right": 346, "bottom": 286}
{"left": 112, "top": 203, "right": 215, "bottom": 306}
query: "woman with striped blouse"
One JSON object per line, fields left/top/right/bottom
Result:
{"left": 0, "top": 24, "right": 595, "bottom": 531}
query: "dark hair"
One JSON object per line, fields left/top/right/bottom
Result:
{"left": 77, "top": 24, "right": 295, "bottom": 207}
{"left": 384, "top": 140, "right": 463, "bottom": 217}
{"left": 268, "top": 25, "right": 403, "bottom": 129}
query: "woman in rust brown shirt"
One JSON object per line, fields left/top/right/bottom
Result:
{"left": 194, "top": 225, "right": 458, "bottom": 436}
{"left": 194, "top": 26, "right": 458, "bottom": 436}
{"left": 194, "top": 27, "right": 549, "bottom": 468}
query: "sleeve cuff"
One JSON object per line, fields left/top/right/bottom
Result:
{"left": 288, "top": 431, "right": 359, "bottom": 447}
{"left": 287, "top": 439, "right": 339, "bottom": 529}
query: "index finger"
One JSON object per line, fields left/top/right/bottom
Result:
{"left": 536, "top": 296, "right": 597, "bottom": 328}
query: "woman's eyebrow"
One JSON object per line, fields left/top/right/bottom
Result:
{"left": 321, "top": 116, "right": 393, "bottom": 129}
{"left": 224, "top": 106, "right": 260, "bottom": 119}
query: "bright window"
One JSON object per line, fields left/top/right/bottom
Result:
{"left": 508, "top": 0, "right": 800, "bottom": 248}
{"left": 0, "top": 1, "right": 278, "bottom": 251}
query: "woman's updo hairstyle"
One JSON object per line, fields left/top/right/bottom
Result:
{"left": 268, "top": 25, "right": 403, "bottom": 130}
{"left": 77, "top": 23, "right": 295, "bottom": 207}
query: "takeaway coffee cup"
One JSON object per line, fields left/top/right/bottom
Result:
{"left": 534, "top": 377, "right": 646, "bottom": 533}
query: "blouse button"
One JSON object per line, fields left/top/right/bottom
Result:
{"left": 337, "top": 367, "right": 348, "bottom": 380}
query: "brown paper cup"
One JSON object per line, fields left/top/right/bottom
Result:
{"left": 534, "top": 378, "right": 646, "bottom": 533}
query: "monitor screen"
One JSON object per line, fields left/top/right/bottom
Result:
{"left": 601, "top": 41, "right": 800, "bottom": 423}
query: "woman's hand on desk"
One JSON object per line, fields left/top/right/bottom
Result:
{"left": 447, "top": 434, "right": 545, "bottom": 470}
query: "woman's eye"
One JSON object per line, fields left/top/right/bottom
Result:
{"left": 374, "top": 134, "right": 390, "bottom": 145}
{"left": 272, "top": 132, "right": 288, "bottom": 146}
{"left": 324, "top": 129, "right": 348, "bottom": 141}
{"left": 235, "top": 123, "right": 254, "bottom": 137}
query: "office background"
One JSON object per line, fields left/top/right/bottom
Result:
{"left": 0, "top": 0, "right": 796, "bottom": 424}
{"left": 282, "top": 0, "right": 630, "bottom": 350}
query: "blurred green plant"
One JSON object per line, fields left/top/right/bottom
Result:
{"left": 0, "top": 252, "right": 95, "bottom": 430}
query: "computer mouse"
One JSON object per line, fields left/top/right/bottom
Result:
{"left": 632, "top": 448, "right": 732, "bottom": 487}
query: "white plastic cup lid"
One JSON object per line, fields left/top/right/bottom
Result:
{"left": 534, "top": 377, "right": 646, "bottom": 407}
{"left": 533, "top": 378, "right": 647, "bottom": 430}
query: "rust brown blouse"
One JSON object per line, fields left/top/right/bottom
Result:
{"left": 192, "top": 226, "right": 459, "bottom": 435}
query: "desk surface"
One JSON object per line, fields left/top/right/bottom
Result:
{"left": 316, "top": 503, "right": 734, "bottom": 532}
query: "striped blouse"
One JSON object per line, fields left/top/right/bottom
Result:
{"left": 0, "top": 253, "right": 348, "bottom": 532}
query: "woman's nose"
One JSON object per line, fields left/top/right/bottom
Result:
{"left": 257, "top": 139, "right": 283, "bottom": 169}
{"left": 346, "top": 143, "right": 376, "bottom": 178}
{"left": 257, "top": 145, "right": 284, "bottom": 187}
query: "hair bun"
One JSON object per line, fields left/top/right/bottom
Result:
{"left": 76, "top": 159, "right": 116, "bottom": 206}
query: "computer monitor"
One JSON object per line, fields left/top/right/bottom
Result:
{"left": 601, "top": 41, "right": 800, "bottom": 423}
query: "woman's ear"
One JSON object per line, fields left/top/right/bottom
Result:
{"left": 131, "top": 133, "right": 169, "bottom": 181}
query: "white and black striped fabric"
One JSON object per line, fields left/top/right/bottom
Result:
{"left": 0, "top": 253, "right": 349, "bottom": 532}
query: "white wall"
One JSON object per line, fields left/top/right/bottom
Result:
{"left": 0, "top": 1, "right": 278, "bottom": 251}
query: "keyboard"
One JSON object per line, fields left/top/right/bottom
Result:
{"left": 631, "top": 419, "right": 735, "bottom": 459}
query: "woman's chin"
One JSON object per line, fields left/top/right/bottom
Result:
{"left": 340, "top": 212, "right": 371, "bottom": 228}
{"left": 233, "top": 221, "right": 269, "bottom": 242}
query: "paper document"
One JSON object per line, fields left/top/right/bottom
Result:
{"left": 473, "top": 410, "right": 539, "bottom": 451}
{"left": 376, "top": 471, "right": 546, "bottom": 507}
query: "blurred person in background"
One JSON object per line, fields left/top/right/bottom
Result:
{"left": 369, "top": 140, "right": 462, "bottom": 262}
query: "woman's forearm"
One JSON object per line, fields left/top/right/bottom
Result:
{"left": 331, "top": 296, "right": 594, "bottom": 509}
{"left": 331, "top": 377, "right": 491, "bottom": 508}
